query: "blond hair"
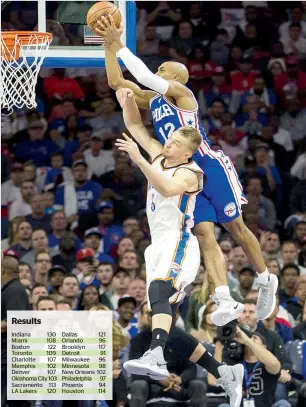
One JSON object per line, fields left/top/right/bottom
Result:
{"left": 178, "top": 126, "right": 202, "bottom": 154}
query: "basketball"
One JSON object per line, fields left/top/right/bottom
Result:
{"left": 86, "top": 2, "right": 122, "bottom": 33}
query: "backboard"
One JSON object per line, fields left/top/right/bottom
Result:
{"left": 1, "top": 0, "right": 136, "bottom": 68}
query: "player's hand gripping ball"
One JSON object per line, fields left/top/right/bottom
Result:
{"left": 87, "top": 1, "right": 122, "bottom": 34}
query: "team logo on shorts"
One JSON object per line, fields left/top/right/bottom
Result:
{"left": 169, "top": 262, "right": 181, "bottom": 279}
{"left": 224, "top": 202, "right": 236, "bottom": 217}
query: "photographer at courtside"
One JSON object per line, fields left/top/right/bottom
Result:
{"left": 208, "top": 326, "right": 290, "bottom": 407}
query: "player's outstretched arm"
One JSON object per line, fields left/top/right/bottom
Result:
{"left": 98, "top": 16, "right": 194, "bottom": 108}
{"left": 115, "top": 133, "right": 199, "bottom": 198}
{"left": 116, "top": 89, "right": 162, "bottom": 160}
{"left": 105, "top": 46, "right": 152, "bottom": 109}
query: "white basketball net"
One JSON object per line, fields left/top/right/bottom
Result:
{"left": 1, "top": 32, "right": 52, "bottom": 111}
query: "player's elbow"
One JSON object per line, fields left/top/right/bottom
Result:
{"left": 108, "top": 78, "right": 120, "bottom": 90}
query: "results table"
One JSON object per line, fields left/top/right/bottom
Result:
{"left": 7, "top": 311, "right": 113, "bottom": 400}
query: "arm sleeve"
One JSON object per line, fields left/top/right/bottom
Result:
{"left": 117, "top": 47, "right": 169, "bottom": 94}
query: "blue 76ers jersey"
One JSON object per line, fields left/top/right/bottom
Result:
{"left": 149, "top": 92, "right": 211, "bottom": 164}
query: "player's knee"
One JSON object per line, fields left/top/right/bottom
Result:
{"left": 148, "top": 279, "right": 176, "bottom": 316}
{"left": 130, "top": 380, "right": 149, "bottom": 397}
{"left": 195, "top": 223, "right": 216, "bottom": 246}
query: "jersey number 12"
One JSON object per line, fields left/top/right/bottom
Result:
{"left": 159, "top": 123, "right": 175, "bottom": 141}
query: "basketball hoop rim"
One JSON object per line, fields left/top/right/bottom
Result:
{"left": 1, "top": 31, "right": 53, "bottom": 62}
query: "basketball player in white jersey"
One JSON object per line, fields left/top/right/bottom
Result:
{"left": 97, "top": 16, "right": 278, "bottom": 327}
{"left": 116, "top": 89, "right": 244, "bottom": 407}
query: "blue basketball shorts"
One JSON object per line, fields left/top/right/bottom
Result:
{"left": 194, "top": 152, "right": 248, "bottom": 226}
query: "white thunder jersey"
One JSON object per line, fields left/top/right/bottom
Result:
{"left": 146, "top": 155, "right": 203, "bottom": 242}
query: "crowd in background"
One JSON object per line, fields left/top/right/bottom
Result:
{"left": 1, "top": 2, "right": 306, "bottom": 407}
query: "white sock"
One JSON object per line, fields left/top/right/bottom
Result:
{"left": 257, "top": 268, "right": 269, "bottom": 283}
{"left": 215, "top": 285, "right": 230, "bottom": 295}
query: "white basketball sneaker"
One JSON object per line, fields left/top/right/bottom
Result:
{"left": 256, "top": 273, "right": 278, "bottom": 320}
{"left": 216, "top": 364, "right": 244, "bottom": 407}
{"left": 210, "top": 293, "right": 244, "bottom": 326}
{"left": 123, "top": 346, "right": 169, "bottom": 380}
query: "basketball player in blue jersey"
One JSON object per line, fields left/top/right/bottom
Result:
{"left": 98, "top": 16, "right": 278, "bottom": 325}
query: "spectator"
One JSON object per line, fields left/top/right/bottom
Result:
{"left": 259, "top": 300, "right": 293, "bottom": 344}
{"left": 43, "top": 68, "right": 84, "bottom": 100}
{"left": 9, "top": 220, "right": 32, "bottom": 259}
{"left": 116, "top": 295, "right": 138, "bottom": 340}
{"left": 280, "top": 241, "right": 299, "bottom": 268}
{"left": 51, "top": 231, "right": 77, "bottom": 273}
{"left": 97, "top": 201, "right": 124, "bottom": 254}
{"left": 75, "top": 248, "right": 99, "bottom": 288}
{"left": 138, "top": 24, "right": 160, "bottom": 56}
{"left": 54, "top": 160, "right": 102, "bottom": 219}
{"left": 9, "top": 180, "right": 35, "bottom": 220}
{"left": 236, "top": 95, "right": 269, "bottom": 133}
{"left": 83, "top": 96, "right": 124, "bottom": 133}
{"left": 294, "top": 220, "right": 306, "bottom": 249}
{"left": 80, "top": 284, "right": 100, "bottom": 310}
{"left": 56, "top": 299, "right": 72, "bottom": 311}
{"left": 275, "top": 56, "right": 306, "bottom": 109}
{"left": 286, "top": 276, "right": 306, "bottom": 320}
{"left": 119, "top": 250, "right": 139, "bottom": 280}
{"left": 231, "top": 266, "right": 256, "bottom": 303}
{"left": 33, "top": 251, "right": 52, "bottom": 286}
{"left": 14, "top": 120, "right": 59, "bottom": 167}
{"left": 169, "top": 21, "right": 201, "bottom": 61}
{"left": 62, "top": 123, "right": 92, "bottom": 167}
{"left": 1, "top": 162, "right": 23, "bottom": 218}
{"left": 24, "top": 193, "right": 52, "bottom": 233}
{"left": 269, "top": 115, "right": 294, "bottom": 153}
{"left": 30, "top": 283, "right": 48, "bottom": 310}
{"left": 190, "top": 299, "right": 217, "bottom": 342}
{"left": 209, "top": 29, "right": 230, "bottom": 66}
{"left": 123, "top": 217, "right": 141, "bottom": 237}
{"left": 83, "top": 227, "right": 114, "bottom": 263}
{"left": 245, "top": 175, "right": 277, "bottom": 230}
{"left": 219, "top": 126, "right": 247, "bottom": 165}
{"left": 128, "top": 277, "right": 147, "bottom": 310}
{"left": 19, "top": 261, "right": 32, "bottom": 281}
{"left": 48, "top": 210, "right": 81, "bottom": 253}
{"left": 228, "top": 246, "right": 249, "bottom": 290}
{"left": 37, "top": 295, "right": 57, "bottom": 311}
{"left": 198, "top": 67, "right": 232, "bottom": 116}
{"left": 279, "top": 7, "right": 306, "bottom": 41}
{"left": 21, "top": 229, "right": 54, "bottom": 268}
{"left": 289, "top": 180, "right": 306, "bottom": 214}
{"left": 266, "top": 259, "right": 281, "bottom": 278}
{"left": 254, "top": 142, "right": 282, "bottom": 199}
{"left": 230, "top": 56, "right": 259, "bottom": 94}
{"left": 110, "top": 268, "right": 131, "bottom": 309}
{"left": 260, "top": 232, "right": 281, "bottom": 261}
{"left": 59, "top": 274, "right": 80, "bottom": 310}
{"left": 240, "top": 76, "right": 277, "bottom": 115}
{"left": 281, "top": 23, "right": 306, "bottom": 58}
{"left": 44, "top": 152, "right": 72, "bottom": 188}
{"left": 267, "top": 58, "right": 286, "bottom": 88}
{"left": 187, "top": 45, "right": 216, "bottom": 80}
{"left": 211, "top": 328, "right": 286, "bottom": 407}
{"left": 48, "top": 265, "right": 67, "bottom": 298}
{"left": 83, "top": 131, "right": 115, "bottom": 178}
{"left": 203, "top": 98, "right": 225, "bottom": 133}
{"left": 128, "top": 308, "right": 207, "bottom": 407}
{"left": 290, "top": 148, "right": 306, "bottom": 180}
{"left": 97, "top": 261, "right": 115, "bottom": 295}
{"left": 279, "top": 263, "right": 300, "bottom": 305}
{"left": 1, "top": 255, "right": 31, "bottom": 407}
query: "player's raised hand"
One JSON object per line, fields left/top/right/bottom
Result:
{"left": 116, "top": 88, "right": 134, "bottom": 108}
{"left": 115, "top": 133, "right": 143, "bottom": 165}
{"left": 96, "top": 14, "right": 123, "bottom": 44}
